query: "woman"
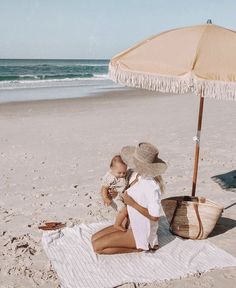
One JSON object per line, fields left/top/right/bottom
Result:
{"left": 92, "top": 142, "right": 167, "bottom": 254}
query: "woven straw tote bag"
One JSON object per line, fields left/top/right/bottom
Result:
{"left": 161, "top": 196, "right": 224, "bottom": 239}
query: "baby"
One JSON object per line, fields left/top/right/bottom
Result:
{"left": 101, "top": 155, "right": 131, "bottom": 231}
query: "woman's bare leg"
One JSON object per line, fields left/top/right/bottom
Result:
{"left": 91, "top": 225, "right": 117, "bottom": 242}
{"left": 100, "top": 247, "right": 142, "bottom": 254}
{"left": 92, "top": 228, "right": 142, "bottom": 255}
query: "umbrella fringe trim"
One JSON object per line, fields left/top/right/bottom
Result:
{"left": 194, "top": 79, "right": 236, "bottom": 101}
{"left": 109, "top": 63, "right": 236, "bottom": 101}
{"left": 109, "top": 63, "right": 190, "bottom": 95}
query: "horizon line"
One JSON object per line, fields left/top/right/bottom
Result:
{"left": 0, "top": 58, "right": 110, "bottom": 61}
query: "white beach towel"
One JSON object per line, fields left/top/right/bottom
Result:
{"left": 42, "top": 217, "right": 236, "bottom": 288}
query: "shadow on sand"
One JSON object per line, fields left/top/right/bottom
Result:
{"left": 212, "top": 170, "right": 236, "bottom": 192}
{"left": 209, "top": 170, "right": 236, "bottom": 237}
{"left": 208, "top": 216, "right": 236, "bottom": 238}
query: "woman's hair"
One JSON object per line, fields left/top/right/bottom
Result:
{"left": 154, "top": 175, "right": 165, "bottom": 193}
{"left": 110, "top": 155, "right": 126, "bottom": 168}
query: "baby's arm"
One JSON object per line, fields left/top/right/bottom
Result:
{"left": 101, "top": 186, "right": 112, "bottom": 206}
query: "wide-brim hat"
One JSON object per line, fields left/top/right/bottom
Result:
{"left": 121, "top": 142, "right": 167, "bottom": 177}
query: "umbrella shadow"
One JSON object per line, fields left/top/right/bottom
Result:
{"left": 208, "top": 216, "right": 236, "bottom": 237}
{"left": 211, "top": 170, "right": 236, "bottom": 192}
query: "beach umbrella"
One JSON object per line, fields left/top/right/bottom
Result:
{"left": 109, "top": 20, "right": 236, "bottom": 197}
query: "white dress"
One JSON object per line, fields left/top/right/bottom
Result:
{"left": 127, "top": 176, "right": 161, "bottom": 250}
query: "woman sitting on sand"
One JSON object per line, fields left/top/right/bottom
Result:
{"left": 92, "top": 142, "right": 167, "bottom": 254}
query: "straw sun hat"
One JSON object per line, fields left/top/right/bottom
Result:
{"left": 121, "top": 142, "right": 167, "bottom": 177}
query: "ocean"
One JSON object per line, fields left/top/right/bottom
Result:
{"left": 0, "top": 59, "right": 123, "bottom": 103}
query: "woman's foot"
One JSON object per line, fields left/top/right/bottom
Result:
{"left": 152, "top": 244, "right": 159, "bottom": 250}
{"left": 149, "top": 244, "right": 159, "bottom": 251}
{"left": 113, "top": 224, "right": 127, "bottom": 232}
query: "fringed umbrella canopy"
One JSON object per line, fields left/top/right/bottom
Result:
{"left": 109, "top": 23, "right": 236, "bottom": 101}
{"left": 109, "top": 22, "right": 236, "bottom": 196}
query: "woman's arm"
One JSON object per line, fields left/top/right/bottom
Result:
{"left": 122, "top": 192, "right": 159, "bottom": 221}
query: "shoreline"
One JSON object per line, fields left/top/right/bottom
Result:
{"left": 0, "top": 87, "right": 165, "bottom": 107}
{"left": 0, "top": 78, "right": 126, "bottom": 104}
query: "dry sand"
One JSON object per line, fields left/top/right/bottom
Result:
{"left": 0, "top": 89, "right": 236, "bottom": 287}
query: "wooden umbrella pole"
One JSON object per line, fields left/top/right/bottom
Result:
{"left": 192, "top": 93, "right": 205, "bottom": 196}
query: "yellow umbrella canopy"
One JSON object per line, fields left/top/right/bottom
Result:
{"left": 109, "top": 22, "right": 236, "bottom": 100}
{"left": 109, "top": 21, "right": 236, "bottom": 196}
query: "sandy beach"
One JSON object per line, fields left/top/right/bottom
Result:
{"left": 0, "top": 88, "right": 236, "bottom": 287}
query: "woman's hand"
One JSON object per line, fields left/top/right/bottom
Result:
{"left": 108, "top": 188, "right": 118, "bottom": 199}
{"left": 122, "top": 191, "right": 136, "bottom": 207}
{"left": 122, "top": 191, "right": 159, "bottom": 221}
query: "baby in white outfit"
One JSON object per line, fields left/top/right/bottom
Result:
{"left": 100, "top": 155, "right": 135, "bottom": 231}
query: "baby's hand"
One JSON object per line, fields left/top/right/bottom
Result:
{"left": 103, "top": 197, "right": 112, "bottom": 206}
{"left": 108, "top": 188, "right": 118, "bottom": 199}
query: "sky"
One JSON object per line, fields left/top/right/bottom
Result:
{"left": 0, "top": 0, "right": 236, "bottom": 59}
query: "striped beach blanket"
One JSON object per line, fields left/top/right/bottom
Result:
{"left": 42, "top": 217, "right": 236, "bottom": 288}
